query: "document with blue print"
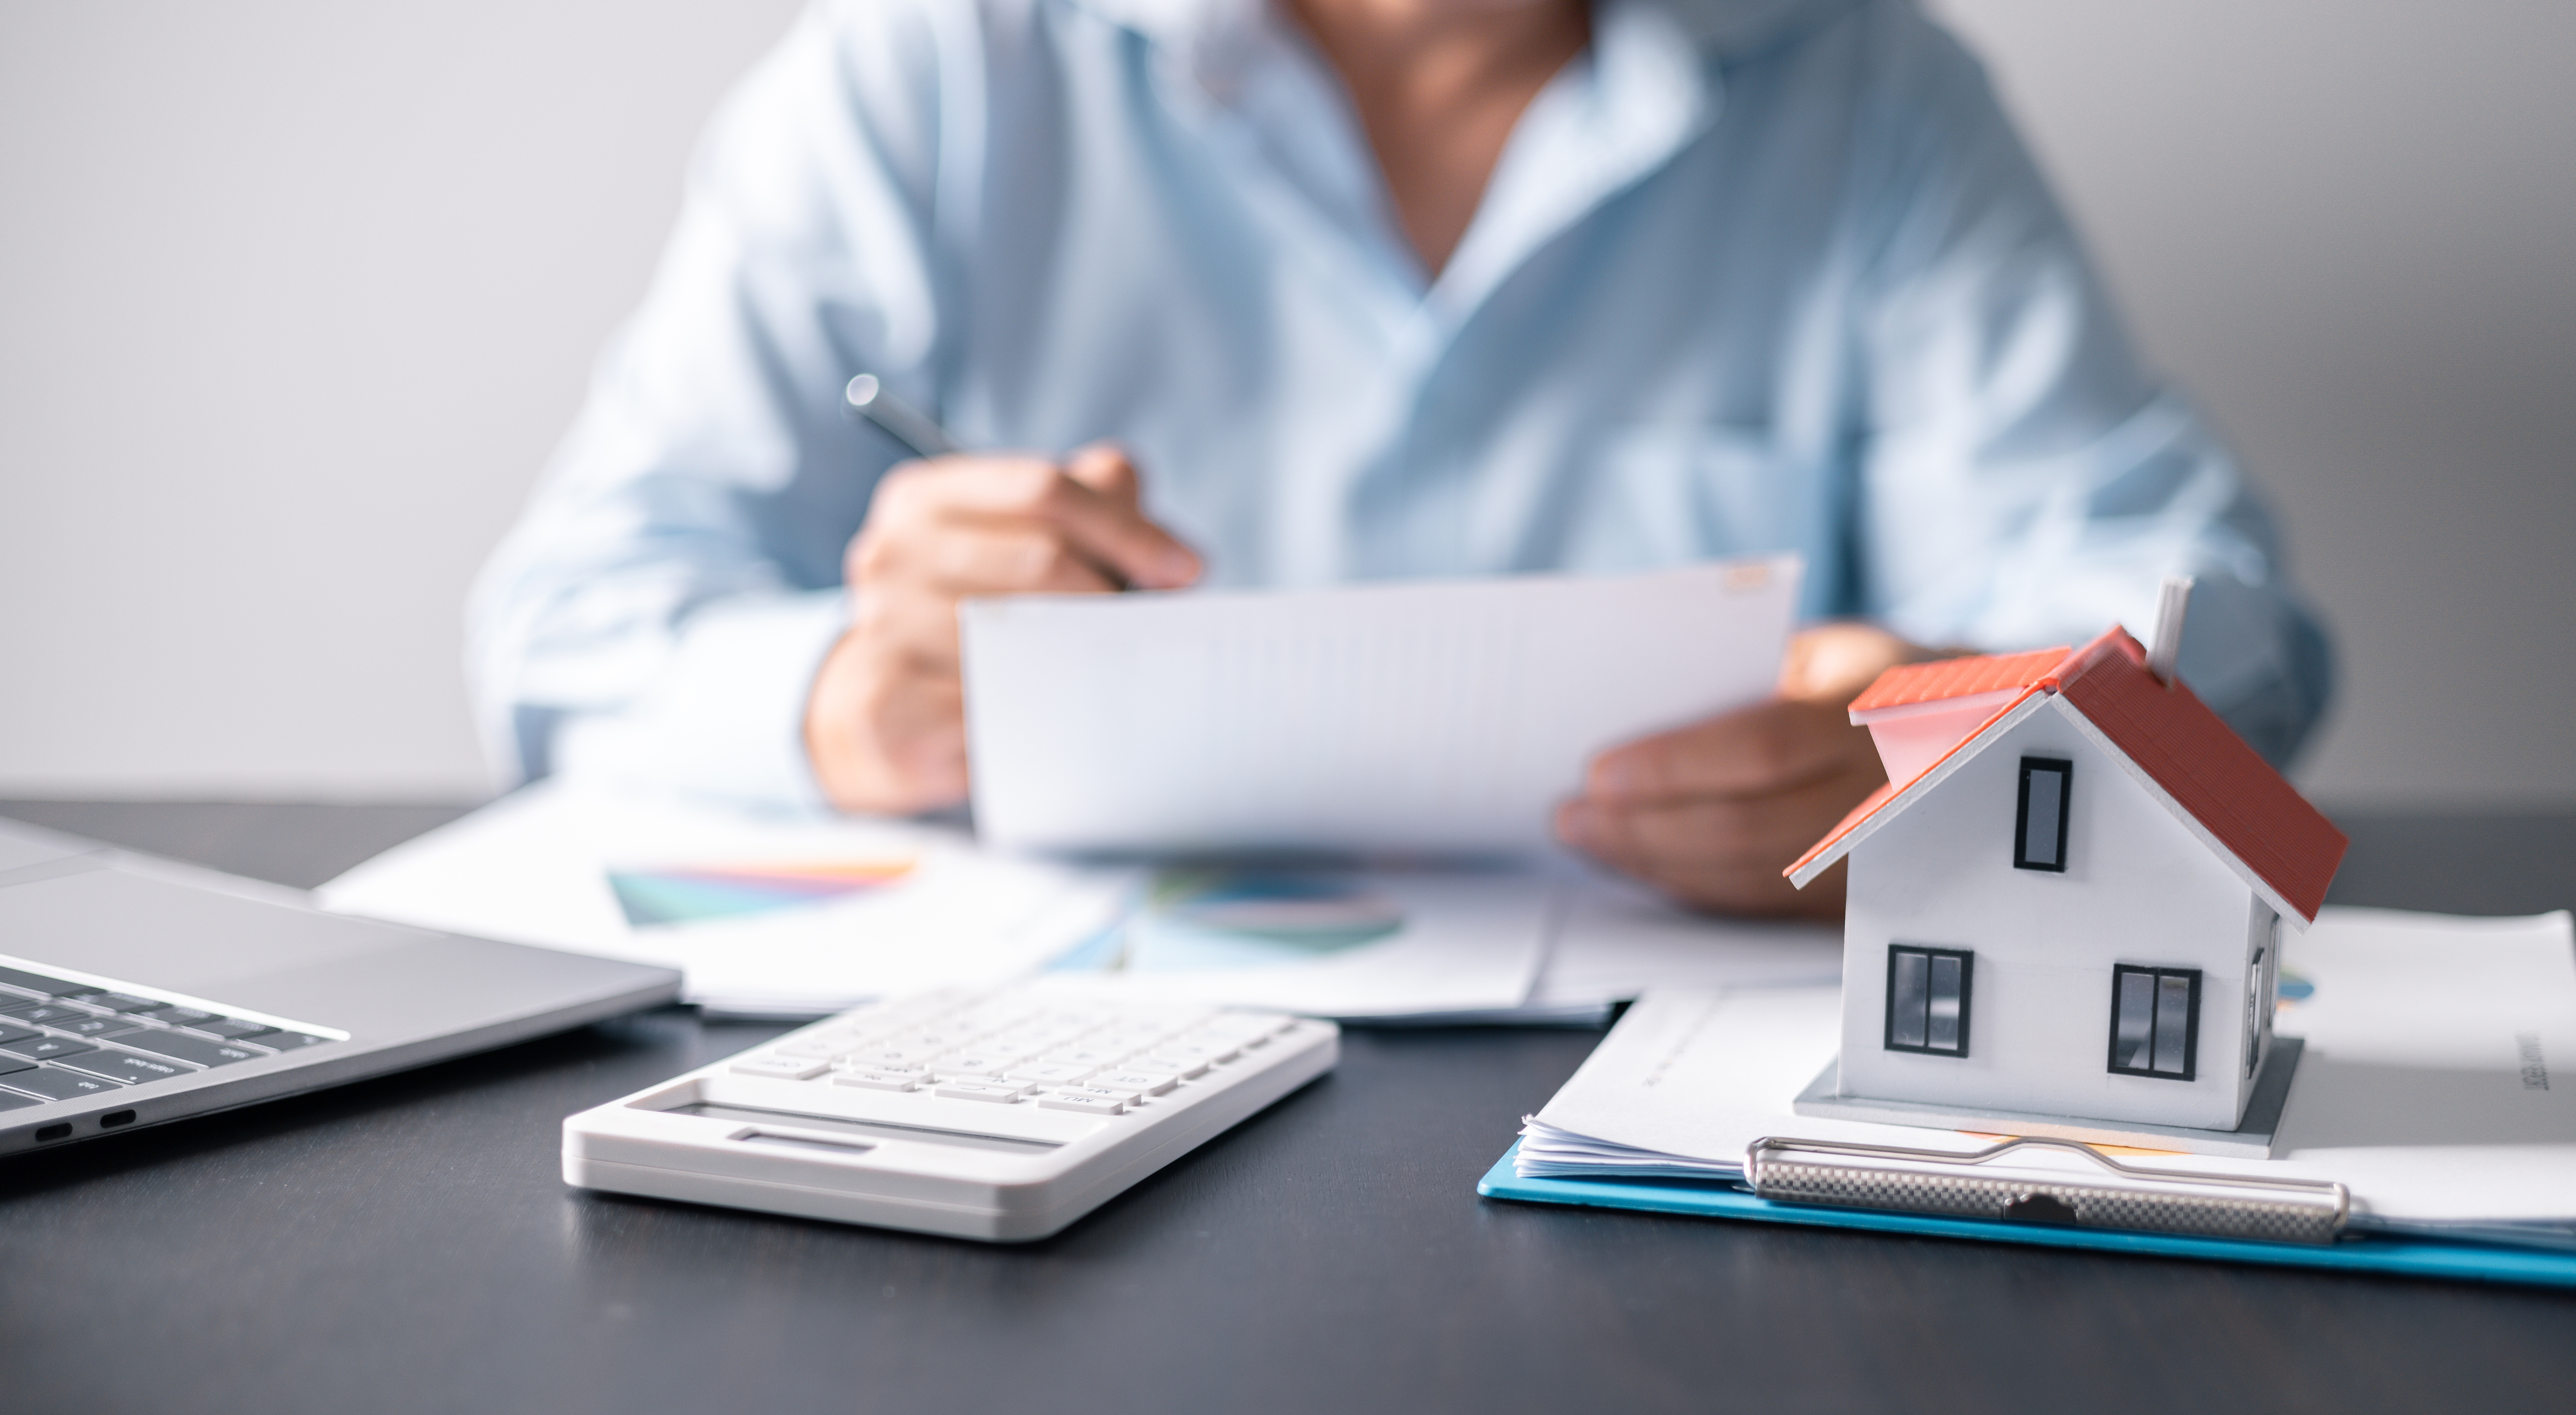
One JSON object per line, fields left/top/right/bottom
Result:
{"left": 959, "top": 556, "right": 1801, "bottom": 855}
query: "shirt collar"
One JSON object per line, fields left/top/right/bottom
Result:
{"left": 1066, "top": 0, "right": 1844, "bottom": 66}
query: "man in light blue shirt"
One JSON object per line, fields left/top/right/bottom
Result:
{"left": 472, "top": 0, "right": 2330, "bottom": 916}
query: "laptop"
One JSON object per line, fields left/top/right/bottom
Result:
{"left": 0, "top": 816, "right": 679, "bottom": 1154}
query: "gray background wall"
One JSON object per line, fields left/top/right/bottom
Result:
{"left": 2, "top": 0, "right": 2570, "bottom": 806}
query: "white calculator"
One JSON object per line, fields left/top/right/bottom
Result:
{"left": 562, "top": 985, "right": 1339, "bottom": 1241}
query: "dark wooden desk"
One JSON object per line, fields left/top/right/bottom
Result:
{"left": 3, "top": 801, "right": 2571, "bottom": 1413}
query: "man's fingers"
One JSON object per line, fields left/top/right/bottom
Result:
{"left": 1045, "top": 471, "right": 1200, "bottom": 590}
{"left": 1555, "top": 765, "right": 1873, "bottom": 918}
{"left": 1063, "top": 442, "right": 1141, "bottom": 510}
{"left": 919, "top": 523, "right": 1126, "bottom": 598}
{"left": 1587, "top": 698, "right": 1879, "bottom": 802}
{"left": 890, "top": 456, "right": 1200, "bottom": 591}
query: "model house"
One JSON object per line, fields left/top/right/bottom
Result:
{"left": 1784, "top": 613, "right": 2347, "bottom": 1142}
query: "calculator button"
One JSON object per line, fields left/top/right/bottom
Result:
{"left": 841, "top": 1047, "right": 935, "bottom": 1068}
{"left": 1162, "top": 1037, "right": 1243, "bottom": 1065}
{"left": 931, "top": 1053, "right": 1015, "bottom": 1075}
{"left": 933, "top": 1081, "right": 1028, "bottom": 1103}
{"left": 1004, "top": 1062, "right": 1093, "bottom": 1085}
{"left": 1130, "top": 1055, "right": 1209, "bottom": 1080}
{"left": 1038, "top": 1092, "right": 1124, "bottom": 1116}
{"left": 1044, "top": 1047, "right": 1123, "bottom": 1069}
{"left": 729, "top": 1056, "right": 828, "bottom": 1081}
{"left": 831, "top": 1071, "right": 920, "bottom": 1092}
{"left": 1091, "top": 1071, "right": 1178, "bottom": 1096}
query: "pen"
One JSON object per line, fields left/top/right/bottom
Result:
{"left": 844, "top": 374, "right": 960, "bottom": 459}
{"left": 845, "top": 372, "right": 1153, "bottom": 592}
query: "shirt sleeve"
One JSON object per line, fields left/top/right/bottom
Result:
{"left": 1845, "top": 15, "right": 2333, "bottom": 764}
{"left": 466, "top": 0, "right": 961, "bottom": 808}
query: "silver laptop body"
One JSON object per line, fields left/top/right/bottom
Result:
{"left": 0, "top": 817, "right": 679, "bottom": 1155}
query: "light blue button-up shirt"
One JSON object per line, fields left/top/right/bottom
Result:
{"left": 472, "top": 0, "right": 2331, "bottom": 809}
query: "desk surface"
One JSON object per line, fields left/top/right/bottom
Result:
{"left": 2, "top": 800, "right": 2571, "bottom": 1414}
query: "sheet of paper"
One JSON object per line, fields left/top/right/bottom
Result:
{"left": 959, "top": 557, "right": 1800, "bottom": 853}
{"left": 1526, "top": 907, "right": 2576, "bottom": 1230}
{"left": 1039, "top": 864, "right": 1548, "bottom": 1018}
{"left": 1530, "top": 869, "right": 1843, "bottom": 1008}
{"left": 316, "top": 782, "right": 1135, "bottom": 1014}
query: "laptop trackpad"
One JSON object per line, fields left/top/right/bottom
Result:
{"left": 0, "top": 867, "right": 406, "bottom": 994}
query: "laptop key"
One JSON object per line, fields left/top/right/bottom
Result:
{"left": 0, "top": 1055, "right": 35, "bottom": 1077}
{"left": 0, "top": 1090, "right": 42, "bottom": 1111}
{"left": 62, "top": 991, "right": 164, "bottom": 1013}
{"left": 57, "top": 1050, "right": 194, "bottom": 1086}
{"left": 0, "top": 1001, "right": 105, "bottom": 1028}
{"left": 53, "top": 1014, "right": 132, "bottom": 1039}
{"left": 0, "top": 1023, "right": 43, "bottom": 1048}
{"left": 195, "top": 1019, "right": 278, "bottom": 1040}
{"left": 0, "top": 1035, "right": 96, "bottom": 1063}
{"left": 3, "top": 1066, "right": 126, "bottom": 1101}
{"left": 0, "top": 966, "right": 84, "bottom": 997}
{"left": 140, "top": 1006, "right": 220, "bottom": 1027}
{"left": 248, "top": 1029, "right": 329, "bottom": 1050}
{"left": 104, "top": 1029, "right": 266, "bottom": 1068}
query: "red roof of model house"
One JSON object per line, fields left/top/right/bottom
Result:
{"left": 1785, "top": 628, "right": 2349, "bottom": 923}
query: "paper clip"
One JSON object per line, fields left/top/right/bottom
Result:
{"left": 1745, "top": 1135, "right": 2350, "bottom": 1245}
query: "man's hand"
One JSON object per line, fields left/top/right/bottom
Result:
{"left": 1554, "top": 623, "right": 1944, "bottom": 918}
{"left": 805, "top": 444, "right": 1201, "bottom": 814}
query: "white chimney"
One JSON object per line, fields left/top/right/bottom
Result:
{"left": 2147, "top": 575, "right": 2194, "bottom": 686}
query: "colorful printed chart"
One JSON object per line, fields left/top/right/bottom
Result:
{"left": 1119, "top": 871, "right": 1409, "bottom": 972}
{"left": 605, "top": 860, "right": 915, "bottom": 928}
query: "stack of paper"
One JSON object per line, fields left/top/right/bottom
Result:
{"left": 1519, "top": 908, "right": 2576, "bottom": 1242}
{"left": 318, "top": 783, "right": 1844, "bottom": 1021}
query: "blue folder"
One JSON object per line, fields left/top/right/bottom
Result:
{"left": 1476, "top": 1142, "right": 2576, "bottom": 1290}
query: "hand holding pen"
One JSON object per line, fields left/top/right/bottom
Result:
{"left": 802, "top": 375, "right": 1204, "bottom": 816}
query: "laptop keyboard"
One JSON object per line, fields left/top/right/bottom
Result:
{"left": 0, "top": 964, "right": 333, "bottom": 1110}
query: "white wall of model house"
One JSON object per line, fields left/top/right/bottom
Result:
{"left": 1836, "top": 694, "right": 2282, "bottom": 1132}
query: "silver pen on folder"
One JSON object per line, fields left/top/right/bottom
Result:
{"left": 845, "top": 373, "right": 960, "bottom": 459}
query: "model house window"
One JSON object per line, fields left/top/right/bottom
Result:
{"left": 2014, "top": 757, "right": 2073, "bottom": 872}
{"left": 1885, "top": 946, "right": 1973, "bottom": 1057}
{"left": 2243, "top": 947, "right": 2266, "bottom": 1079}
{"left": 2109, "top": 966, "right": 2200, "bottom": 1080}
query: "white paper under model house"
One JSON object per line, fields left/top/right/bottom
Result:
{"left": 1783, "top": 587, "right": 2350, "bottom": 1154}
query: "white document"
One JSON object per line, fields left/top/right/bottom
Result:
{"left": 1531, "top": 869, "right": 1843, "bottom": 1009}
{"left": 316, "top": 782, "right": 1134, "bottom": 1015}
{"left": 959, "top": 557, "right": 1800, "bottom": 853}
{"left": 1040, "top": 865, "right": 1550, "bottom": 1018}
{"left": 1523, "top": 907, "right": 2576, "bottom": 1233}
